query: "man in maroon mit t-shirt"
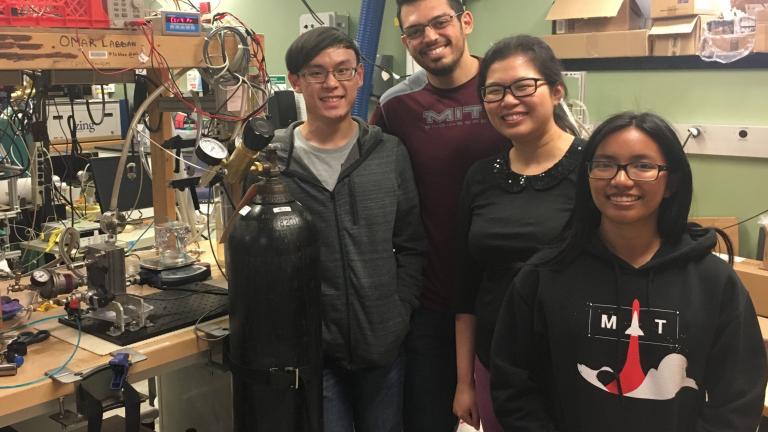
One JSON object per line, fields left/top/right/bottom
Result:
{"left": 370, "top": 0, "right": 507, "bottom": 430}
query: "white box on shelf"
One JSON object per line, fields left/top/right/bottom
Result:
{"left": 47, "top": 99, "right": 123, "bottom": 144}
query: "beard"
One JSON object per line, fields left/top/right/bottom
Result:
{"left": 425, "top": 61, "right": 459, "bottom": 76}
{"left": 414, "top": 39, "right": 466, "bottom": 77}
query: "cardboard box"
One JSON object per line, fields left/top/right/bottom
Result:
{"left": 754, "top": 9, "right": 768, "bottom": 24}
{"left": 544, "top": 30, "right": 649, "bottom": 58}
{"left": 689, "top": 216, "right": 739, "bottom": 253}
{"left": 652, "top": 0, "right": 727, "bottom": 18}
{"left": 756, "top": 23, "right": 768, "bottom": 51}
{"left": 735, "top": 258, "right": 768, "bottom": 317}
{"left": 758, "top": 317, "right": 768, "bottom": 361}
{"left": 743, "top": 2, "right": 766, "bottom": 15}
{"left": 649, "top": 16, "right": 717, "bottom": 55}
{"left": 547, "top": 0, "right": 650, "bottom": 34}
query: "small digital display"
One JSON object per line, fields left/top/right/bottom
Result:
{"left": 161, "top": 11, "right": 202, "bottom": 36}
{"left": 168, "top": 16, "right": 199, "bottom": 25}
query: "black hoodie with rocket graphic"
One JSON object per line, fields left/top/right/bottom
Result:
{"left": 490, "top": 229, "right": 767, "bottom": 432}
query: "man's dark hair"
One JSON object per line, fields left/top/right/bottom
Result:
{"left": 396, "top": 0, "right": 464, "bottom": 30}
{"left": 285, "top": 27, "right": 360, "bottom": 75}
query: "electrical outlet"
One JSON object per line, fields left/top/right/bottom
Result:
{"left": 674, "top": 123, "right": 768, "bottom": 159}
{"left": 299, "top": 12, "right": 350, "bottom": 35}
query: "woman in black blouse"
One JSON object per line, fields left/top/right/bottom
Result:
{"left": 452, "top": 35, "right": 585, "bottom": 431}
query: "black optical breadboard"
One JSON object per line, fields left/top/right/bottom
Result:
{"left": 59, "top": 282, "right": 228, "bottom": 346}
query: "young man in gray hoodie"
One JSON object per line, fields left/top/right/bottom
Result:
{"left": 273, "top": 27, "right": 426, "bottom": 432}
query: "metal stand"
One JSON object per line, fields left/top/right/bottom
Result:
{"left": 48, "top": 350, "right": 152, "bottom": 432}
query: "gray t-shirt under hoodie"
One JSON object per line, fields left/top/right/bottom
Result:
{"left": 293, "top": 126, "right": 359, "bottom": 191}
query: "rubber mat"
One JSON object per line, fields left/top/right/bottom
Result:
{"left": 59, "top": 282, "right": 228, "bottom": 346}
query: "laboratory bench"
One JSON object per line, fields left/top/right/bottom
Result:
{"left": 0, "top": 243, "right": 228, "bottom": 428}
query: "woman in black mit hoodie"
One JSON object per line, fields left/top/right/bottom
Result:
{"left": 490, "top": 112, "right": 767, "bottom": 432}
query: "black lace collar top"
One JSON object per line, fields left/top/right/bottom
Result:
{"left": 492, "top": 137, "right": 585, "bottom": 193}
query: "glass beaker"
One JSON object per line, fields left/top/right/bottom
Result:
{"left": 155, "top": 221, "right": 192, "bottom": 267}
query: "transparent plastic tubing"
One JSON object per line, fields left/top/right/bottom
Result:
{"left": 109, "top": 68, "right": 191, "bottom": 212}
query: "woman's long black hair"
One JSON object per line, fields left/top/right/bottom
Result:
{"left": 545, "top": 112, "right": 699, "bottom": 267}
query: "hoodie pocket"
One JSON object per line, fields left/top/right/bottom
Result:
{"left": 353, "top": 288, "right": 410, "bottom": 366}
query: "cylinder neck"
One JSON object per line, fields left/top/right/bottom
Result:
{"left": 253, "top": 176, "right": 292, "bottom": 205}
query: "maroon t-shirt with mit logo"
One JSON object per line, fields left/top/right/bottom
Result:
{"left": 370, "top": 69, "right": 507, "bottom": 311}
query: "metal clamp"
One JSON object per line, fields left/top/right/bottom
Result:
{"left": 109, "top": 352, "right": 131, "bottom": 390}
{"left": 46, "top": 348, "right": 148, "bottom": 384}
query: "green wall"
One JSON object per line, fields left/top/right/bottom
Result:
{"left": 227, "top": 0, "right": 403, "bottom": 77}
{"left": 584, "top": 70, "right": 768, "bottom": 258}
{"left": 229, "top": 0, "right": 768, "bottom": 257}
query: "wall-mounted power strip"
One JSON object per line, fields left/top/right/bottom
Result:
{"left": 674, "top": 123, "right": 768, "bottom": 159}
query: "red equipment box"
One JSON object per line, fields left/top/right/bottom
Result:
{"left": 0, "top": 0, "right": 109, "bottom": 28}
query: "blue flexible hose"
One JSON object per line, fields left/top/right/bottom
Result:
{"left": 353, "top": 0, "right": 387, "bottom": 119}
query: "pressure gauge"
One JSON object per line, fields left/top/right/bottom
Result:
{"left": 29, "top": 270, "right": 78, "bottom": 300}
{"left": 195, "top": 137, "right": 228, "bottom": 166}
{"left": 30, "top": 270, "right": 50, "bottom": 287}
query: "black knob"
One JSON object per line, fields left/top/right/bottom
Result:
{"left": 242, "top": 117, "right": 275, "bottom": 152}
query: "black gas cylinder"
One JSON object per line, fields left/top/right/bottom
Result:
{"left": 226, "top": 172, "right": 322, "bottom": 432}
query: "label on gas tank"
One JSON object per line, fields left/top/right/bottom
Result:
{"left": 273, "top": 206, "right": 291, "bottom": 213}
{"left": 238, "top": 206, "right": 250, "bottom": 216}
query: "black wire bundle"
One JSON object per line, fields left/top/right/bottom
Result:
{"left": 133, "top": 74, "right": 163, "bottom": 133}
{"left": 84, "top": 85, "right": 106, "bottom": 126}
{"left": 300, "top": 0, "right": 325, "bottom": 25}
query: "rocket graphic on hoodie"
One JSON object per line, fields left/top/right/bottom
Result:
{"left": 490, "top": 230, "right": 768, "bottom": 432}
{"left": 577, "top": 298, "right": 698, "bottom": 400}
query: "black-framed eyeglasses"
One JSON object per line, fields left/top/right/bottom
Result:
{"left": 587, "top": 160, "right": 669, "bottom": 181}
{"left": 401, "top": 11, "right": 464, "bottom": 40}
{"left": 300, "top": 65, "right": 360, "bottom": 83}
{"left": 480, "top": 78, "right": 550, "bottom": 103}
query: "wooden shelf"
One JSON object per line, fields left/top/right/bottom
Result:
{"left": 560, "top": 52, "right": 768, "bottom": 71}
{"left": 0, "top": 28, "right": 218, "bottom": 225}
{"left": 0, "top": 27, "right": 207, "bottom": 71}
{"left": 0, "top": 27, "right": 256, "bottom": 226}
{"left": 50, "top": 139, "right": 124, "bottom": 153}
